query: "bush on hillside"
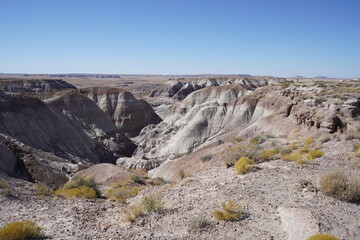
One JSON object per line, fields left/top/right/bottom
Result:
{"left": 0, "top": 220, "right": 43, "bottom": 240}
{"left": 234, "top": 157, "right": 254, "bottom": 174}
{"left": 213, "top": 200, "right": 243, "bottom": 221}
{"left": 141, "top": 195, "right": 164, "bottom": 213}
{"left": 55, "top": 176, "right": 100, "bottom": 199}
{"left": 320, "top": 171, "right": 360, "bottom": 203}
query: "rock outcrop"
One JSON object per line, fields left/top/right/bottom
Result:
{"left": 0, "top": 91, "right": 135, "bottom": 163}
{"left": 0, "top": 143, "right": 17, "bottom": 174}
{"left": 0, "top": 79, "right": 76, "bottom": 92}
{"left": 82, "top": 87, "right": 162, "bottom": 137}
{"left": 149, "top": 77, "right": 280, "bottom": 100}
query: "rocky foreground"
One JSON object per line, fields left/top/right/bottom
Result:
{"left": 0, "top": 76, "right": 359, "bottom": 239}
{"left": 1, "top": 137, "right": 360, "bottom": 239}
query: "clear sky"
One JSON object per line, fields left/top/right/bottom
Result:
{"left": 1, "top": 0, "right": 360, "bottom": 77}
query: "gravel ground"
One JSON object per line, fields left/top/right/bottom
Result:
{"left": 1, "top": 139, "right": 359, "bottom": 240}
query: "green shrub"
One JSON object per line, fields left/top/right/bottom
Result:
{"left": 305, "top": 137, "right": 314, "bottom": 145}
{"left": 33, "top": 183, "right": 53, "bottom": 196}
{"left": 64, "top": 176, "right": 99, "bottom": 194}
{"left": 307, "top": 149, "right": 324, "bottom": 159}
{"left": 307, "top": 233, "right": 340, "bottom": 240}
{"left": 280, "top": 147, "right": 292, "bottom": 156}
{"left": 200, "top": 154, "right": 213, "bottom": 162}
{"left": 282, "top": 152, "right": 308, "bottom": 164}
{"left": 355, "top": 149, "right": 360, "bottom": 158}
{"left": 124, "top": 204, "right": 144, "bottom": 222}
{"left": 104, "top": 185, "right": 143, "bottom": 203}
{"left": 130, "top": 175, "right": 146, "bottom": 185}
{"left": 320, "top": 171, "right": 360, "bottom": 203}
{"left": 234, "top": 157, "right": 254, "bottom": 174}
{"left": 141, "top": 195, "right": 164, "bottom": 213}
{"left": 55, "top": 185, "right": 97, "bottom": 199}
{"left": 178, "top": 169, "right": 187, "bottom": 180}
{"left": 0, "top": 220, "right": 43, "bottom": 240}
{"left": 55, "top": 176, "right": 100, "bottom": 199}
{"left": 290, "top": 142, "right": 298, "bottom": 150}
{"left": 259, "top": 149, "right": 279, "bottom": 162}
{"left": 298, "top": 145, "right": 309, "bottom": 153}
{"left": 213, "top": 200, "right": 243, "bottom": 221}
{"left": 250, "top": 136, "right": 265, "bottom": 144}
{"left": 223, "top": 144, "right": 260, "bottom": 167}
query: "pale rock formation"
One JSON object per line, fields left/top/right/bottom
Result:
{"left": 278, "top": 207, "right": 319, "bottom": 240}
{"left": 82, "top": 87, "right": 162, "bottom": 137}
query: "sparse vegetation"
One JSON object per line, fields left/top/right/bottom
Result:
{"left": 130, "top": 174, "right": 146, "bottom": 185}
{"left": 0, "top": 180, "right": 11, "bottom": 197}
{"left": 178, "top": 169, "right": 187, "bottom": 180}
{"left": 298, "top": 179, "right": 318, "bottom": 192}
{"left": 305, "top": 137, "right": 314, "bottom": 145}
{"left": 124, "top": 204, "right": 144, "bottom": 222}
{"left": 0, "top": 180, "right": 10, "bottom": 189}
{"left": 33, "top": 183, "right": 53, "bottom": 196}
{"left": 223, "top": 144, "right": 260, "bottom": 167}
{"left": 320, "top": 171, "right": 360, "bottom": 203}
{"left": 282, "top": 152, "right": 309, "bottom": 164}
{"left": 0, "top": 220, "right": 43, "bottom": 240}
{"left": 259, "top": 148, "right": 279, "bottom": 162}
{"left": 307, "top": 149, "right": 324, "bottom": 159}
{"left": 55, "top": 176, "right": 100, "bottom": 199}
{"left": 250, "top": 135, "right": 266, "bottom": 144}
{"left": 213, "top": 200, "right": 243, "bottom": 221}
{"left": 290, "top": 142, "right": 298, "bottom": 150}
{"left": 55, "top": 185, "right": 97, "bottom": 199}
{"left": 307, "top": 233, "right": 340, "bottom": 240}
{"left": 188, "top": 216, "right": 211, "bottom": 231}
{"left": 354, "top": 143, "right": 360, "bottom": 158}
{"left": 141, "top": 195, "right": 164, "bottom": 213}
{"left": 200, "top": 154, "right": 213, "bottom": 162}
{"left": 234, "top": 157, "right": 254, "bottom": 174}
{"left": 104, "top": 185, "right": 143, "bottom": 203}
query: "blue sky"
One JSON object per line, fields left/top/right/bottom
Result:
{"left": 1, "top": 0, "right": 360, "bottom": 77}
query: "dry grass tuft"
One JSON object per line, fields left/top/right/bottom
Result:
{"left": 124, "top": 204, "right": 144, "bottom": 222}
{"left": 259, "top": 148, "right": 279, "bottom": 162}
{"left": 141, "top": 195, "right": 164, "bottom": 213}
{"left": 0, "top": 220, "right": 43, "bottom": 240}
{"left": 104, "top": 185, "right": 143, "bottom": 203}
{"left": 320, "top": 171, "right": 360, "bottom": 203}
{"left": 213, "top": 200, "right": 243, "bottom": 221}
{"left": 33, "top": 183, "right": 53, "bottom": 196}
{"left": 307, "top": 233, "right": 340, "bottom": 240}
{"left": 234, "top": 157, "right": 254, "bottom": 174}
{"left": 304, "top": 137, "right": 314, "bottom": 145}
{"left": 307, "top": 149, "right": 324, "bottom": 159}
{"left": 55, "top": 177, "right": 100, "bottom": 199}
